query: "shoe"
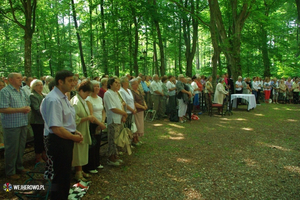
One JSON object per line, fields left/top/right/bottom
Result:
{"left": 74, "top": 173, "right": 87, "bottom": 182}
{"left": 17, "top": 168, "right": 30, "bottom": 174}
{"left": 118, "top": 152, "right": 124, "bottom": 156}
{"left": 116, "top": 159, "right": 124, "bottom": 163}
{"left": 198, "top": 112, "right": 202, "bottom": 115}
{"left": 131, "top": 145, "right": 135, "bottom": 149}
{"left": 132, "top": 142, "right": 141, "bottom": 146}
{"left": 180, "top": 120, "right": 185, "bottom": 123}
{"left": 88, "top": 170, "right": 98, "bottom": 174}
{"left": 82, "top": 171, "right": 91, "bottom": 178}
{"left": 107, "top": 159, "right": 120, "bottom": 166}
{"left": 138, "top": 141, "right": 143, "bottom": 144}
{"left": 97, "top": 164, "right": 104, "bottom": 169}
{"left": 7, "top": 174, "right": 20, "bottom": 180}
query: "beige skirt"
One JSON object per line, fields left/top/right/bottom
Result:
{"left": 134, "top": 112, "right": 144, "bottom": 137}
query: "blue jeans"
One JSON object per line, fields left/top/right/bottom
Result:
{"left": 3, "top": 126, "right": 27, "bottom": 176}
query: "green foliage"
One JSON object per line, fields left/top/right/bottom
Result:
{"left": 0, "top": 0, "right": 298, "bottom": 78}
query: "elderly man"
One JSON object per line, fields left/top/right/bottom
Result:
{"left": 0, "top": 73, "right": 31, "bottom": 179}
{"left": 41, "top": 70, "right": 83, "bottom": 199}
{"left": 22, "top": 76, "right": 33, "bottom": 97}
{"left": 42, "top": 75, "right": 54, "bottom": 94}
{"left": 176, "top": 74, "right": 192, "bottom": 123}
{"left": 150, "top": 74, "right": 164, "bottom": 119}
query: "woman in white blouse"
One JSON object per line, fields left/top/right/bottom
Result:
{"left": 235, "top": 76, "right": 243, "bottom": 104}
{"left": 104, "top": 78, "right": 127, "bottom": 166}
{"left": 119, "top": 76, "right": 136, "bottom": 131}
{"left": 214, "top": 78, "right": 229, "bottom": 114}
{"left": 83, "top": 80, "right": 106, "bottom": 174}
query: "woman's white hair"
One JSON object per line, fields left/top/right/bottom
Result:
{"left": 30, "top": 79, "right": 43, "bottom": 92}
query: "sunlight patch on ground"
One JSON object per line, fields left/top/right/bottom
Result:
{"left": 168, "top": 131, "right": 184, "bottom": 136}
{"left": 177, "top": 158, "right": 191, "bottom": 163}
{"left": 286, "top": 119, "right": 298, "bottom": 122}
{"left": 254, "top": 113, "right": 265, "bottom": 116}
{"left": 183, "top": 188, "right": 204, "bottom": 200}
{"left": 166, "top": 172, "right": 187, "bottom": 183}
{"left": 236, "top": 118, "right": 247, "bottom": 121}
{"left": 169, "top": 136, "right": 185, "bottom": 140}
{"left": 168, "top": 123, "right": 185, "bottom": 129}
{"left": 258, "top": 142, "right": 291, "bottom": 151}
{"left": 273, "top": 107, "right": 280, "bottom": 110}
{"left": 153, "top": 123, "right": 163, "bottom": 127}
{"left": 241, "top": 127, "right": 253, "bottom": 131}
{"left": 244, "top": 158, "right": 258, "bottom": 167}
{"left": 220, "top": 118, "right": 246, "bottom": 121}
{"left": 284, "top": 166, "right": 300, "bottom": 174}
{"left": 216, "top": 124, "right": 226, "bottom": 128}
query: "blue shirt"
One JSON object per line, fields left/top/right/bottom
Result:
{"left": 141, "top": 81, "right": 150, "bottom": 92}
{"left": 0, "top": 84, "right": 30, "bottom": 128}
{"left": 40, "top": 86, "right": 76, "bottom": 136}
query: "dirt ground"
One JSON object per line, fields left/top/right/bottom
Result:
{"left": 0, "top": 103, "right": 300, "bottom": 199}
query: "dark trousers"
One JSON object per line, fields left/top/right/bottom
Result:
{"left": 83, "top": 123, "right": 101, "bottom": 171}
{"left": 47, "top": 133, "right": 74, "bottom": 200}
{"left": 187, "top": 102, "right": 193, "bottom": 121}
{"left": 31, "top": 124, "right": 45, "bottom": 154}
{"left": 293, "top": 92, "right": 299, "bottom": 104}
{"left": 235, "top": 90, "right": 243, "bottom": 104}
{"left": 252, "top": 90, "right": 259, "bottom": 104}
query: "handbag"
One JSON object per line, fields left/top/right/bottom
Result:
{"left": 131, "top": 122, "right": 137, "bottom": 133}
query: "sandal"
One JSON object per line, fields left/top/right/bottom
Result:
{"left": 74, "top": 172, "right": 87, "bottom": 182}
{"left": 82, "top": 171, "right": 91, "bottom": 178}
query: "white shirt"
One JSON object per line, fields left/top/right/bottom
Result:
{"left": 235, "top": 81, "right": 242, "bottom": 91}
{"left": 166, "top": 81, "right": 176, "bottom": 96}
{"left": 258, "top": 81, "right": 263, "bottom": 90}
{"left": 119, "top": 87, "right": 135, "bottom": 114}
{"left": 86, "top": 95, "right": 104, "bottom": 122}
{"left": 103, "top": 89, "right": 123, "bottom": 125}
{"left": 150, "top": 81, "right": 163, "bottom": 95}
{"left": 42, "top": 84, "right": 50, "bottom": 94}
{"left": 264, "top": 81, "right": 271, "bottom": 91}
{"left": 191, "top": 81, "right": 200, "bottom": 94}
{"left": 252, "top": 81, "right": 259, "bottom": 90}
{"left": 22, "top": 85, "right": 31, "bottom": 97}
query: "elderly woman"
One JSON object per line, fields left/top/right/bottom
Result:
{"left": 83, "top": 80, "right": 106, "bottom": 174}
{"left": 29, "top": 79, "right": 47, "bottom": 163}
{"left": 70, "top": 80, "right": 95, "bottom": 181}
{"left": 42, "top": 76, "right": 53, "bottom": 94}
{"left": 166, "top": 75, "right": 177, "bottom": 115}
{"left": 99, "top": 78, "right": 108, "bottom": 99}
{"left": 131, "top": 79, "right": 147, "bottom": 145}
{"left": 104, "top": 78, "right": 127, "bottom": 166}
{"left": 235, "top": 76, "right": 243, "bottom": 104}
{"left": 286, "top": 77, "right": 293, "bottom": 104}
{"left": 191, "top": 75, "right": 200, "bottom": 114}
{"left": 119, "top": 76, "right": 136, "bottom": 131}
{"left": 214, "top": 78, "right": 229, "bottom": 114}
{"left": 292, "top": 78, "right": 299, "bottom": 104}
{"left": 176, "top": 74, "right": 192, "bottom": 123}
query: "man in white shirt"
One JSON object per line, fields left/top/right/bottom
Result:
{"left": 252, "top": 77, "right": 260, "bottom": 104}
{"left": 22, "top": 76, "right": 33, "bottom": 97}
{"left": 150, "top": 74, "right": 164, "bottom": 119}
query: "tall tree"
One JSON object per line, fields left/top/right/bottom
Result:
{"left": 1, "top": 0, "right": 37, "bottom": 76}
{"left": 71, "top": 0, "right": 87, "bottom": 77}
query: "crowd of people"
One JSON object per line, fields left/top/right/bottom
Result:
{"left": 0, "top": 71, "right": 299, "bottom": 199}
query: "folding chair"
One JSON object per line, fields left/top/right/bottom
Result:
{"left": 144, "top": 110, "right": 156, "bottom": 121}
{"left": 207, "top": 94, "right": 227, "bottom": 117}
{"left": 15, "top": 162, "right": 51, "bottom": 200}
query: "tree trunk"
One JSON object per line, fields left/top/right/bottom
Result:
{"left": 71, "top": 0, "right": 87, "bottom": 77}
{"left": 153, "top": 37, "right": 159, "bottom": 75}
{"left": 133, "top": 16, "right": 139, "bottom": 76}
{"left": 296, "top": 0, "right": 300, "bottom": 56}
{"left": 89, "top": 0, "right": 94, "bottom": 68}
{"left": 7, "top": 0, "right": 37, "bottom": 76}
{"left": 100, "top": 0, "right": 108, "bottom": 75}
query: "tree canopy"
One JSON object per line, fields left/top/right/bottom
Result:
{"left": 0, "top": 0, "right": 298, "bottom": 78}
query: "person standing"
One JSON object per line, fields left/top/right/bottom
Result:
{"left": 150, "top": 74, "right": 164, "bottom": 119}
{"left": 0, "top": 73, "right": 31, "bottom": 180}
{"left": 40, "top": 70, "right": 83, "bottom": 200}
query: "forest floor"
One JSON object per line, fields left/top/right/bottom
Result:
{"left": 0, "top": 103, "right": 300, "bottom": 199}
